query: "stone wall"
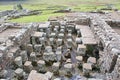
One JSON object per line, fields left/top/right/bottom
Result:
{"left": 90, "top": 14, "right": 120, "bottom": 79}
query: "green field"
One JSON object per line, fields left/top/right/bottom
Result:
{"left": 0, "top": 0, "right": 120, "bottom": 23}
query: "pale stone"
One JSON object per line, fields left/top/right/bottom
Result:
{"left": 52, "top": 62, "right": 60, "bottom": 71}
{"left": 14, "top": 56, "right": 22, "bottom": 67}
{"left": 87, "top": 57, "right": 96, "bottom": 65}
{"left": 83, "top": 63, "right": 92, "bottom": 75}
{"left": 27, "top": 70, "right": 48, "bottom": 80}
{"left": 58, "top": 33, "right": 64, "bottom": 39}
{"left": 43, "top": 52, "right": 56, "bottom": 61}
{"left": 45, "top": 46, "right": 52, "bottom": 53}
{"left": 37, "top": 60, "right": 45, "bottom": 72}
{"left": 76, "top": 37, "right": 82, "bottom": 44}
{"left": 57, "top": 39, "right": 63, "bottom": 46}
{"left": 55, "top": 51, "right": 62, "bottom": 61}
{"left": 14, "top": 68, "right": 23, "bottom": 77}
{"left": 26, "top": 44, "right": 33, "bottom": 54}
{"left": 45, "top": 71, "right": 53, "bottom": 79}
{"left": 76, "top": 56, "right": 83, "bottom": 63}
{"left": 30, "top": 52, "right": 36, "bottom": 62}
{"left": 34, "top": 44, "right": 42, "bottom": 52}
{"left": 64, "top": 63, "right": 73, "bottom": 72}
{"left": 50, "top": 33, "right": 56, "bottom": 38}
{"left": 20, "top": 51, "right": 28, "bottom": 62}
{"left": 77, "top": 44, "right": 86, "bottom": 56}
{"left": 24, "top": 61, "right": 33, "bottom": 73}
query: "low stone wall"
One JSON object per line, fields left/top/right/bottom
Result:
{"left": 90, "top": 14, "right": 120, "bottom": 79}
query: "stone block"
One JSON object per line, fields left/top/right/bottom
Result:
{"left": 34, "top": 44, "right": 42, "bottom": 52}
{"left": 50, "top": 33, "right": 56, "bottom": 38}
{"left": 76, "top": 56, "right": 83, "bottom": 64}
{"left": 77, "top": 44, "right": 86, "bottom": 56}
{"left": 57, "top": 39, "right": 63, "bottom": 46}
{"left": 87, "top": 57, "right": 96, "bottom": 65}
{"left": 58, "top": 33, "right": 64, "bottom": 39}
{"left": 30, "top": 52, "right": 36, "bottom": 62}
{"left": 45, "top": 71, "right": 53, "bottom": 79}
{"left": 37, "top": 60, "right": 45, "bottom": 72}
{"left": 43, "top": 52, "right": 56, "bottom": 62}
{"left": 76, "top": 37, "right": 82, "bottom": 44}
{"left": 45, "top": 46, "right": 52, "bottom": 53}
{"left": 67, "top": 38, "right": 73, "bottom": 48}
{"left": 0, "top": 70, "right": 8, "bottom": 78}
{"left": 83, "top": 63, "right": 92, "bottom": 75}
{"left": 52, "top": 62, "right": 60, "bottom": 71}
{"left": 20, "top": 51, "right": 28, "bottom": 63}
{"left": 27, "top": 70, "right": 48, "bottom": 80}
{"left": 24, "top": 61, "right": 33, "bottom": 73}
{"left": 49, "top": 38, "right": 54, "bottom": 45}
{"left": 60, "top": 29, "right": 65, "bottom": 33}
{"left": 14, "top": 56, "right": 22, "bottom": 67}
{"left": 67, "top": 33, "right": 72, "bottom": 38}
{"left": 26, "top": 44, "right": 33, "bottom": 54}
{"left": 55, "top": 51, "right": 62, "bottom": 61}
{"left": 64, "top": 63, "right": 73, "bottom": 72}
{"left": 14, "top": 68, "right": 23, "bottom": 77}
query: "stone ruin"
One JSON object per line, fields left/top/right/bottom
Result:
{"left": 0, "top": 5, "right": 41, "bottom": 22}
{"left": 0, "top": 11, "right": 120, "bottom": 80}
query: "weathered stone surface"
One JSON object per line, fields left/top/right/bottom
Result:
{"left": 30, "top": 52, "right": 36, "bottom": 62}
{"left": 14, "top": 68, "right": 23, "bottom": 77}
{"left": 43, "top": 52, "right": 56, "bottom": 61}
{"left": 24, "top": 61, "right": 33, "bottom": 73}
{"left": 45, "top": 46, "right": 52, "bottom": 53}
{"left": 14, "top": 56, "right": 22, "bottom": 67}
{"left": 64, "top": 63, "right": 73, "bottom": 72}
{"left": 76, "top": 56, "right": 83, "bottom": 63}
{"left": 87, "top": 57, "right": 96, "bottom": 65}
{"left": 45, "top": 71, "right": 53, "bottom": 79}
{"left": 20, "top": 51, "right": 28, "bottom": 63}
{"left": 37, "top": 60, "right": 45, "bottom": 72}
{"left": 55, "top": 51, "right": 62, "bottom": 61}
{"left": 52, "top": 62, "right": 60, "bottom": 71}
{"left": 27, "top": 70, "right": 48, "bottom": 80}
{"left": 83, "top": 63, "right": 92, "bottom": 75}
{"left": 77, "top": 44, "right": 86, "bottom": 56}
{"left": 0, "top": 70, "right": 8, "bottom": 78}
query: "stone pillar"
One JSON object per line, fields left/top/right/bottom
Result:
{"left": 45, "top": 46, "right": 52, "bottom": 53}
{"left": 77, "top": 44, "right": 86, "bottom": 56}
{"left": 55, "top": 51, "right": 62, "bottom": 61}
{"left": 34, "top": 44, "right": 42, "bottom": 53}
{"left": 24, "top": 61, "right": 33, "bottom": 73}
{"left": 87, "top": 57, "right": 96, "bottom": 66}
{"left": 64, "top": 63, "right": 73, "bottom": 76}
{"left": 43, "top": 52, "right": 56, "bottom": 62}
{"left": 83, "top": 63, "right": 92, "bottom": 76}
{"left": 20, "top": 51, "right": 28, "bottom": 63}
{"left": 14, "top": 56, "right": 22, "bottom": 67}
{"left": 14, "top": 68, "right": 24, "bottom": 78}
{"left": 76, "top": 56, "right": 83, "bottom": 67}
{"left": 30, "top": 52, "right": 36, "bottom": 62}
{"left": 57, "top": 39, "right": 63, "bottom": 46}
{"left": 26, "top": 44, "right": 33, "bottom": 54}
{"left": 37, "top": 60, "right": 46, "bottom": 72}
{"left": 58, "top": 33, "right": 64, "bottom": 39}
{"left": 52, "top": 62, "right": 60, "bottom": 72}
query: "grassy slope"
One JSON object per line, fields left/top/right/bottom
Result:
{"left": 0, "top": 0, "right": 120, "bottom": 23}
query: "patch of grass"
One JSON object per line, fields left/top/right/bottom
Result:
{"left": 0, "top": 0, "right": 120, "bottom": 23}
{"left": 9, "top": 13, "right": 65, "bottom": 23}
{"left": 0, "top": 5, "right": 13, "bottom": 11}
